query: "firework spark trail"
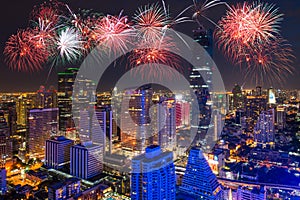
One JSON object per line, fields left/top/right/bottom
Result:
{"left": 192, "top": 0, "right": 229, "bottom": 27}
{"left": 4, "top": 29, "right": 48, "bottom": 72}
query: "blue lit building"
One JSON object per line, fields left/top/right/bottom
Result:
{"left": 70, "top": 141, "right": 103, "bottom": 180}
{"left": 131, "top": 145, "right": 176, "bottom": 200}
{"left": 45, "top": 136, "right": 74, "bottom": 169}
{"left": 180, "top": 146, "right": 223, "bottom": 199}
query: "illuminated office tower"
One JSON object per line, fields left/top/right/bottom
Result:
{"left": 213, "top": 110, "right": 222, "bottom": 143}
{"left": 45, "top": 136, "right": 74, "bottom": 169}
{"left": 276, "top": 105, "right": 286, "bottom": 130}
{"left": 268, "top": 87, "right": 276, "bottom": 105}
{"left": 28, "top": 108, "right": 59, "bottom": 159}
{"left": 232, "top": 84, "right": 244, "bottom": 110}
{"left": 0, "top": 102, "right": 17, "bottom": 159}
{"left": 70, "top": 141, "right": 103, "bottom": 179}
{"left": 0, "top": 113, "right": 9, "bottom": 165}
{"left": 36, "top": 85, "right": 58, "bottom": 109}
{"left": 16, "top": 94, "right": 35, "bottom": 126}
{"left": 77, "top": 109, "right": 106, "bottom": 153}
{"left": 131, "top": 145, "right": 176, "bottom": 200}
{"left": 180, "top": 147, "right": 223, "bottom": 199}
{"left": 58, "top": 67, "right": 79, "bottom": 131}
{"left": 121, "top": 85, "right": 153, "bottom": 152}
{"left": 95, "top": 107, "right": 116, "bottom": 154}
{"left": 154, "top": 97, "right": 176, "bottom": 151}
{"left": 254, "top": 109, "right": 275, "bottom": 144}
{"left": 175, "top": 100, "right": 190, "bottom": 129}
{"left": 189, "top": 25, "right": 213, "bottom": 147}
{"left": 73, "top": 75, "right": 97, "bottom": 142}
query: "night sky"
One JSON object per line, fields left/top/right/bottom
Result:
{"left": 0, "top": 0, "right": 299, "bottom": 92}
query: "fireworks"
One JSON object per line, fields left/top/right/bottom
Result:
{"left": 55, "top": 27, "right": 84, "bottom": 63}
{"left": 129, "top": 36, "right": 181, "bottom": 79}
{"left": 93, "top": 12, "right": 134, "bottom": 55}
{"left": 215, "top": 1, "right": 293, "bottom": 84}
{"left": 243, "top": 38, "right": 294, "bottom": 84}
{"left": 3, "top": 29, "right": 48, "bottom": 72}
{"left": 133, "top": 3, "right": 170, "bottom": 44}
{"left": 3, "top": 0, "right": 294, "bottom": 85}
{"left": 30, "top": 0, "right": 64, "bottom": 30}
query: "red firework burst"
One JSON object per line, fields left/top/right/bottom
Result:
{"left": 133, "top": 3, "right": 170, "bottom": 44}
{"left": 4, "top": 29, "right": 48, "bottom": 72}
{"left": 30, "top": 0, "right": 64, "bottom": 30}
{"left": 129, "top": 36, "right": 181, "bottom": 79}
{"left": 93, "top": 13, "right": 134, "bottom": 55}
{"left": 215, "top": 1, "right": 293, "bottom": 84}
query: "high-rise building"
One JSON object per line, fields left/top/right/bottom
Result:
{"left": 254, "top": 109, "right": 275, "bottom": 144}
{"left": 0, "top": 102, "right": 17, "bottom": 159}
{"left": 0, "top": 112, "right": 10, "bottom": 164}
{"left": 58, "top": 67, "right": 79, "bottom": 131}
{"left": 232, "top": 84, "right": 244, "bottom": 111}
{"left": 121, "top": 85, "right": 153, "bottom": 152}
{"left": 70, "top": 141, "right": 103, "bottom": 179}
{"left": 213, "top": 110, "right": 222, "bottom": 143}
{"left": 45, "top": 136, "right": 74, "bottom": 169}
{"left": 189, "top": 25, "right": 213, "bottom": 147}
{"left": 268, "top": 87, "right": 276, "bottom": 105}
{"left": 175, "top": 100, "right": 190, "bottom": 129}
{"left": 276, "top": 105, "right": 286, "bottom": 130}
{"left": 131, "top": 145, "right": 176, "bottom": 200}
{"left": 36, "top": 85, "right": 58, "bottom": 109}
{"left": 154, "top": 97, "right": 176, "bottom": 151}
{"left": 16, "top": 94, "right": 36, "bottom": 126}
{"left": 95, "top": 106, "right": 116, "bottom": 154}
{"left": 28, "top": 108, "right": 59, "bottom": 159}
{"left": 77, "top": 109, "right": 105, "bottom": 152}
{"left": 180, "top": 146, "right": 223, "bottom": 199}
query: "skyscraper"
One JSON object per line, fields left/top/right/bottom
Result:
{"left": 95, "top": 106, "right": 116, "bottom": 154}
{"left": 231, "top": 84, "right": 244, "bottom": 111}
{"left": 45, "top": 136, "right": 74, "bottom": 169}
{"left": 175, "top": 100, "right": 190, "bottom": 129}
{"left": 276, "top": 105, "right": 286, "bottom": 130}
{"left": 58, "top": 67, "right": 79, "bottom": 132}
{"left": 121, "top": 85, "right": 153, "bottom": 152}
{"left": 154, "top": 97, "right": 176, "bottom": 151}
{"left": 0, "top": 113, "right": 9, "bottom": 165}
{"left": 254, "top": 109, "right": 275, "bottom": 144}
{"left": 70, "top": 141, "right": 103, "bottom": 179}
{"left": 189, "top": 25, "right": 213, "bottom": 147}
{"left": 180, "top": 146, "right": 223, "bottom": 199}
{"left": 36, "top": 85, "right": 58, "bottom": 109}
{"left": 131, "top": 145, "right": 176, "bottom": 200}
{"left": 28, "top": 108, "right": 59, "bottom": 159}
{"left": 0, "top": 102, "right": 16, "bottom": 160}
